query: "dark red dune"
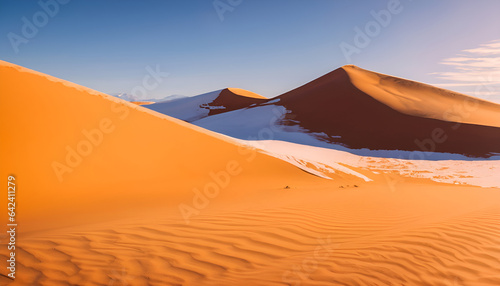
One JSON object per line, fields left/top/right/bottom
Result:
{"left": 273, "top": 66, "right": 500, "bottom": 158}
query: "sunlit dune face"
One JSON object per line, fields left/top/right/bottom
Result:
{"left": 227, "top": 87, "right": 267, "bottom": 99}
{"left": 342, "top": 65, "right": 500, "bottom": 128}
{"left": 0, "top": 60, "right": 319, "bottom": 233}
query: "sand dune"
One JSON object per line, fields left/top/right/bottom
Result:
{"left": 1, "top": 61, "right": 499, "bottom": 285}
{"left": 343, "top": 65, "right": 500, "bottom": 128}
{"left": 0, "top": 60, "right": 319, "bottom": 234}
{"left": 277, "top": 65, "right": 500, "bottom": 157}
{"left": 189, "top": 66, "right": 500, "bottom": 158}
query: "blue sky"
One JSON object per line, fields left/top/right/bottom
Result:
{"left": 1, "top": 0, "right": 499, "bottom": 102}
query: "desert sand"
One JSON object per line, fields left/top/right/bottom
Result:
{"left": 1, "top": 60, "right": 499, "bottom": 285}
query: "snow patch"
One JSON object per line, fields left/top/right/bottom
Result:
{"left": 238, "top": 140, "right": 373, "bottom": 182}
{"left": 239, "top": 140, "right": 500, "bottom": 188}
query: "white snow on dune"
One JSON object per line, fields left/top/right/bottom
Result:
{"left": 194, "top": 104, "right": 332, "bottom": 146}
{"left": 360, "top": 156, "right": 500, "bottom": 188}
{"left": 146, "top": 90, "right": 222, "bottom": 122}
{"left": 241, "top": 139, "right": 373, "bottom": 181}
{"left": 194, "top": 104, "right": 499, "bottom": 161}
{"left": 238, "top": 140, "right": 500, "bottom": 188}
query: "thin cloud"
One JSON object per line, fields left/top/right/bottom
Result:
{"left": 430, "top": 40, "right": 500, "bottom": 101}
{"left": 463, "top": 41, "right": 500, "bottom": 55}
{"left": 432, "top": 82, "right": 499, "bottom": 87}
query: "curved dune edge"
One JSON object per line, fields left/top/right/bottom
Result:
{"left": 342, "top": 65, "right": 500, "bottom": 128}
{"left": 0, "top": 60, "right": 222, "bottom": 137}
{"left": 227, "top": 88, "right": 267, "bottom": 99}
{"left": 0, "top": 60, "right": 106, "bottom": 98}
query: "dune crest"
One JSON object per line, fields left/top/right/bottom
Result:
{"left": 342, "top": 65, "right": 500, "bottom": 128}
{"left": 227, "top": 87, "right": 266, "bottom": 99}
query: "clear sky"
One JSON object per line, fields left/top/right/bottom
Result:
{"left": 1, "top": 0, "right": 499, "bottom": 102}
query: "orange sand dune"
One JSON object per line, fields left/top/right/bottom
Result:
{"left": 0, "top": 60, "right": 320, "bottom": 234}
{"left": 1, "top": 61, "right": 500, "bottom": 285}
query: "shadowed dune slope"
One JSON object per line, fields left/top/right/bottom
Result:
{"left": 0, "top": 60, "right": 320, "bottom": 233}
{"left": 275, "top": 66, "right": 500, "bottom": 157}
